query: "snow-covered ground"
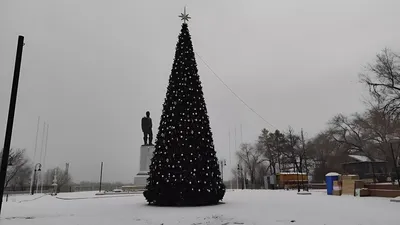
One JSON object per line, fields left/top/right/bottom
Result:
{"left": 1, "top": 190, "right": 399, "bottom": 225}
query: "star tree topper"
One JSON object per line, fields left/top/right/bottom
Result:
{"left": 179, "top": 6, "right": 191, "bottom": 23}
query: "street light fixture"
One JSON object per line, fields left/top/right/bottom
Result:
{"left": 31, "top": 163, "right": 42, "bottom": 195}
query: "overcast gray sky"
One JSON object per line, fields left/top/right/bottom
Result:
{"left": 1, "top": 0, "right": 400, "bottom": 183}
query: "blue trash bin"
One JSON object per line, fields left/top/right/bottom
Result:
{"left": 325, "top": 172, "right": 340, "bottom": 195}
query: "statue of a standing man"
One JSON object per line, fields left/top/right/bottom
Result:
{"left": 141, "top": 111, "right": 153, "bottom": 146}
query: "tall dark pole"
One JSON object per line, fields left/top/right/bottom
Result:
{"left": 31, "top": 163, "right": 41, "bottom": 195}
{"left": 241, "top": 168, "right": 244, "bottom": 190}
{"left": 0, "top": 35, "right": 24, "bottom": 215}
{"left": 31, "top": 170, "right": 37, "bottom": 195}
{"left": 30, "top": 116, "right": 40, "bottom": 195}
{"left": 99, "top": 162, "right": 103, "bottom": 192}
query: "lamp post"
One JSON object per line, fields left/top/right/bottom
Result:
{"left": 237, "top": 164, "right": 243, "bottom": 190}
{"left": 31, "top": 163, "right": 41, "bottom": 195}
{"left": 99, "top": 162, "right": 103, "bottom": 193}
{"left": 243, "top": 167, "right": 246, "bottom": 190}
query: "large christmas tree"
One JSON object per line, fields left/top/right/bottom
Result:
{"left": 143, "top": 11, "right": 225, "bottom": 206}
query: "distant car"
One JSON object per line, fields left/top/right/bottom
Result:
{"left": 112, "top": 189, "right": 123, "bottom": 193}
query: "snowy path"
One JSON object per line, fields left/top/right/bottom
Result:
{"left": 1, "top": 190, "right": 399, "bottom": 225}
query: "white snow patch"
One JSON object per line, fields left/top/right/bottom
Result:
{"left": 1, "top": 190, "right": 399, "bottom": 225}
{"left": 390, "top": 196, "right": 400, "bottom": 203}
{"left": 325, "top": 172, "right": 340, "bottom": 176}
{"left": 3, "top": 193, "right": 47, "bottom": 203}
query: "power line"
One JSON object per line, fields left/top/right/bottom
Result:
{"left": 195, "top": 52, "right": 277, "bottom": 130}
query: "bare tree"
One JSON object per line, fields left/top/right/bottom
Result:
{"left": 281, "top": 127, "right": 301, "bottom": 172}
{"left": 236, "top": 143, "right": 267, "bottom": 189}
{"left": 329, "top": 113, "right": 381, "bottom": 182}
{"left": 307, "top": 131, "right": 345, "bottom": 182}
{"left": 1, "top": 148, "right": 31, "bottom": 188}
{"left": 361, "top": 107, "right": 400, "bottom": 162}
{"left": 8, "top": 165, "right": 32, "bottom": 191}
{"left": 359, "top": 48, "right": 400, "bottom": 184}
{"left": 329, "top": 114, "right": 370, "bottom": 154}
{"left": 281, "top": 127, "right": 305, "bottom": 191}
{"left": 360, "top": 48, "right": 400, "bottom": 116}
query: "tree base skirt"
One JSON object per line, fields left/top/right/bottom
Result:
{"left": 147, "top": 200, "right": 223, "bottom": 207}
{"left": 144, "top": 189, "right": 225, "bottom": 207}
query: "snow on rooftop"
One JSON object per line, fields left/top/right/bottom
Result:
{"left": 2, "top": 190, "right": 399, "bottom": 225}
{"left": 348, "top": 155, "right": 385, "bottom": 163}
{"left": 349, "top": 155, "right": 371, "bottom": 162}
{"left": 278, "top": 172, "right": 307, "bottom": 175}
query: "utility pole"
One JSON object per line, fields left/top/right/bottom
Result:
{"left": 229, "top": 130, "right": 232, "bottom": 190}
{"left": 237, "top": 164, "right": 244, "bottom": 190}
{"left": 41, "top": 124, "right": 49, "bottom": 193}
{"left": 99, "top": 162, "right": 104, "bottom": 192}
{"left": 65, "top": 163, "right": 70, "bottom": 191}
{"left": 235, "top": 126, "right": 237, "bottom": 189}
{"left": 0, "top": 36, "right": 24, "bottom": 215}
{"left": 240, "top": 125, "right": 246, "bottom": 189}
{"left": 30, "top": 116, "right": 40, "bottom": 195}
{"left": 36, "top": 121, "right": 46, "bottom": 193}
{"left": 31, "top": 163, "right": 42, "bottom": 195}
{"left": 301, "top": 128, "right": 308, "bottom": 191}
{"left": 237, "top": 164, "right": 240, "bottom": 190}
{"left": 243, "top": 167, "right": 246, "bottom": 189}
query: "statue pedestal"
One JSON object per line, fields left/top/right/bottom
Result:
{"left": 133, "top": 145, "right": 155, "bottom": 187}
